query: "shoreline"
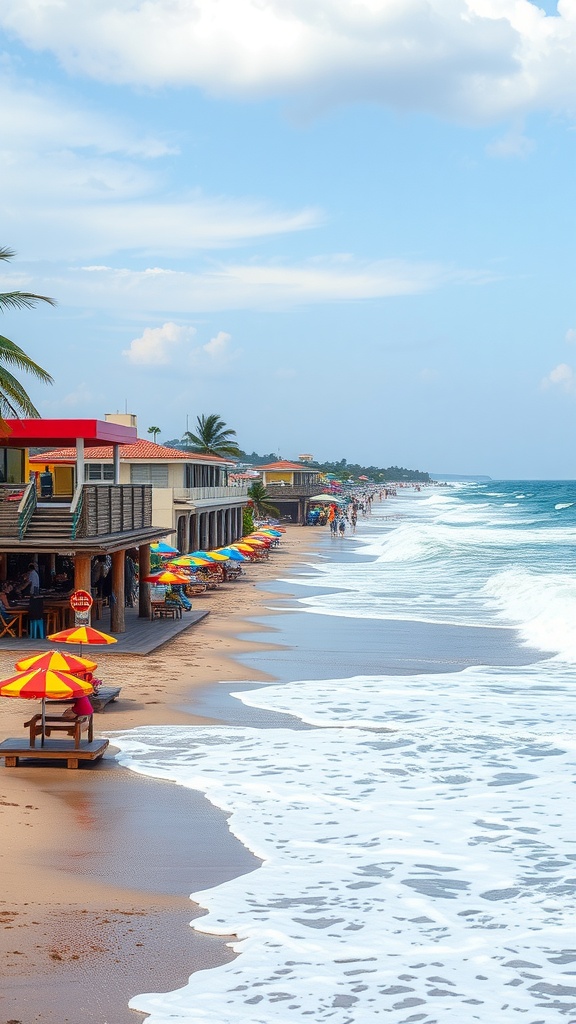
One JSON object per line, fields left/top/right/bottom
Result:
{"left": 0, "top": 526, "right": 326, "bottom": 1024}
{"left": 0, "top": 516, "right": 545, "bottom": 1023}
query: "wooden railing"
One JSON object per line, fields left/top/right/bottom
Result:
{"left": 74, "top": 484, "right": 153, "bottom": 537}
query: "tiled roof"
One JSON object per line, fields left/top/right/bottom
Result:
{"left": 259, "top": 460, "right": 318, "bottom": 472}
{"left": 29, "top": 439, "right": 234, "bottom": 464}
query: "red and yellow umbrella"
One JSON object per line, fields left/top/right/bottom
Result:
{"left": 0, "top": 668, "right": 94, "bottom": 700}
{"left": 48, "top": 626, "right": 117, "bottom": 649}
{"left": 15, "top": 650, "right": 98, "bottom": 674}
{"left": 141, "top": 570, "right": 191, "bottom": 585}
{"left": 0, "top": 667, "right": 95, "bottom": 747}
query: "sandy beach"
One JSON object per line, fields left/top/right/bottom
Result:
{"left": 0, "top": 526, "right": 322, "bottom": 1024}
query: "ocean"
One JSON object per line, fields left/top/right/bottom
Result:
{"left": 112, "top": 482, "right": 576, "bottom": 1023}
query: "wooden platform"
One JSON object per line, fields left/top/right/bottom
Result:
{"left": 0, "top": 736, "right": 109, "bottom": 769}
{"left": 0, "top": 606, "right": 209, "bottom": 656}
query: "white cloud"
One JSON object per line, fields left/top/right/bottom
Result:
{"left": 2, "top": 0, "right": 576, "bottom": 121}
{"left": 565, "top": 328, "right": 576, "bottom": 344}
{"left": 190, "top": 331, "right": 241, "bottom": 374}
{"left": 32, "top": 257, "right": 485, "bottom": 314}
{"left": 123, "top": 322, "right": 196, "bottom": 365}
{"left": 541, "top": 362, "right": 576, "bottom": 392}
{"left": 0, "top": 71, "right": 320, "bottom": 261}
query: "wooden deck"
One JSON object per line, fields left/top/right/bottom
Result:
{"left": 0, "top": 736, "right": 109, "bottom": 769}
{"left": 0, "top": 605, "right": 209, "bottom": 656}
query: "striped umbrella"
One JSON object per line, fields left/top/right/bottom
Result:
{"left": 0, "top": 668, "right": 94, "bottom": 746}
{"left": 48, "top": 626, "right": 117, "bottom": 656}
{"left": 48, "top": 626, "right": 117, "bottom": 645}
{"left": 205, "top": 551, "right": 230, "bottom": 561}
{"left": 15, "top": 650, "right": 98, "bottom": 674}
{"left": 170, "top": 555, "right": 213, "bottom": 567}
{"left": 151, "top": 542, "right": 180, "bottom": 555}
{"left": 216, "top": 547, "right": 247, "bottom": 561}
{"left": 141, "top": 570, "right": 191, "bottom": 585}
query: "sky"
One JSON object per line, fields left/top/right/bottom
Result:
{"left": 0, "top": 0, "right": 575, "bottom": 479}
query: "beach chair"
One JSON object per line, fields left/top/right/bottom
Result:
{"left": 0, "top": 605, "right": 19, "bottom": 639}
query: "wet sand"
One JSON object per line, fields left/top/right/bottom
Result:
{"left": 0, "top": 526, "right": 322, "bottom": 1024}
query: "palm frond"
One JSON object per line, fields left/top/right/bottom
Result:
{"left": 0, "top": 291, "right": 57, "bottom": 312}
{"left": 0, "top": 337, "right": 54, "bottom": 383}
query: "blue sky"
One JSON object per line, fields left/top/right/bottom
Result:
{"left": 0, "top": 0, "right": 575, "bottom": 478}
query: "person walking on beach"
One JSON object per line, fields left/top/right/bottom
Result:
{"left": 338, "top": 516, "right": 346, "bottom": 537}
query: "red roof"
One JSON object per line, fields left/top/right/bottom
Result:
{"left": 259, "top": 460, "right": 318, "bottom": 472}
{"left": 29, "top": 439, "right": 234, "bottom": 464}
{"left": 1, "top": 418, "right": 136, "bottom": 448}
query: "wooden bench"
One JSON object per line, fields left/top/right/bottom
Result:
{"left": 90, "top": 686, "right": 121, "bottom": 712}
{"left": 24, "top": 713, "right": 93, "bottom": 747}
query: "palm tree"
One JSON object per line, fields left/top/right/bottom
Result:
{"left": 0, "top": 247, "right": 55, "bottom": 423}
{"left": 147, "top": 425, "right": 161, "bottom": 442}
{"left": 182, "top": 413, "right": 242, "bottom": 459}
{"left": 247, "top": 481, "right": 280, "bottom": 519}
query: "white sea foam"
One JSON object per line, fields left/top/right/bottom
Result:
{"left": 288, "top": 492, "right": 576, "bottom": 660}
{"left": 113, "top": 662, "right": 576, "bottom": 1023}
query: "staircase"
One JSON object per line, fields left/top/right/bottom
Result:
{"left": 0, "top": 497, "right": 20, "bottom": 538}
{"left": 24, "top": 505, "right": 74, "bottom": 543}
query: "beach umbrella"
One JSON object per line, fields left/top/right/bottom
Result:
{"left": 258, "top": 529, "right": 282, "bottom": 537}
{"left": 15, "top": 650, "right": 98, "bottom": 674}
{"left": 0, "top": 667, "right": 94, "bottom": 747}
{"left": 189, "top": 551, "right": 218, "bottom": 561}
{"left": 229, "top": 543, "right": 256, "bottom": 553}
{"left": 48, "top": 626, "right": 117, "bottom": 656}
{"left": 170, "top": 555, "right": 213, "bottom": 567}
{"left": 205, "top": 551, "right": 230, "bottom": 561}
{"left": 141, "top": 570, "right": 191, "bottom": 585}
{"left": 216, "top": 547, "right": 247, "bottom": 561}
{"left": 151, "top": 542, "right": 179, "bottom": 555}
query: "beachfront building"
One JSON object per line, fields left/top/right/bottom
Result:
{"left": 257, "top": 460, "right": 323, "bottom": 524}
{"left": 0, "top": 417, "right": 170, "bottom": 630}
{"left": 28, "top": 415, "right": 248, "bottom": 555}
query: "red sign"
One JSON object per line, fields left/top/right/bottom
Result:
{"left": 70, "top": 589, "right": 93, "bottom": 612}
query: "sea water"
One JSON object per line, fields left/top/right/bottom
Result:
{"left": 111, "top": 482, "right": 576, "bottom": 1023}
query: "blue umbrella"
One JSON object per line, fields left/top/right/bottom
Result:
{"left": 218, "top": 547, "right": 248, "bottom": 561}
{"left": 151, "top": 541, "right": 179, "bottom": 555}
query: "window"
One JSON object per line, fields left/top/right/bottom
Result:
{"left": 130, "top": 464, "right": 169, "bottom": 487}
{"left": 85, "top": 463, "right": 115, "bottom": 481}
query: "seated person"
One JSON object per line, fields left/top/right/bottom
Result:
{"left": 62, "top": 694, "right": 94, "bottom": 720}
{"left": 0, "top": 582, "right": 14, "bottom": 610}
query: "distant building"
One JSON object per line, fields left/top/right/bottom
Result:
{"left": 258, "top": 461, "right": 322, "bottom": 524}
{"left": 298, "top": 454, "right": 314, "bottom": 463}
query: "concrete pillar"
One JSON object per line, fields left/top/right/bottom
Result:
{"left": 139, "top": 543, "right": 151, "bottom": 619}
{"left": 110, "top": 550, "right": 126, "bottom": 633}
{"left": 76, "top": 438, "right": 85, "bottom": 490}
{"left": 113, "top": 444, "right": 121, "bottom": 484}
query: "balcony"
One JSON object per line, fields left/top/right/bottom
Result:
{"left": 173, "top": 485, "right": 248, "bottom": 505}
